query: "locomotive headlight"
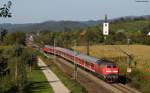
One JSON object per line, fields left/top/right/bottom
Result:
{"left": 106, "top": 70, "right": 118, "bottom": 73}
{"left": 106, "top": 70, "right": 112, "bottom": 72}
{"left": 113, "top": 71, "right": 118, "bottom": 72}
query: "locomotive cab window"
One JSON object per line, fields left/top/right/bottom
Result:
{"left": 107, "top": 65, "right": 116, "bottom": 68}
{"left": 96, "top": 60, "right": 102, "bottom": 65}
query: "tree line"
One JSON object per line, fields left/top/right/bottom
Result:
{"left": 34, "top": 19, "right": 150, "bottom": 48}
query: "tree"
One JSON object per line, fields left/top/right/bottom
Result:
{"left": 0, "top": 1, "right": 12, "bottom": 18}
{"left": 4, "top": 32, "right": 26, "bottom": 45}
{"left": 0, "top": 29, "right": 8, "bottom": 42}
{"left": 0, "top": 1, "right": 12, "bottom": 44}
{"left": 0, "top": 56, "right": 9, "bottom": 77}
{"left": 113, "top": 31, "right": 127, "bottom": 44}
{"left": 142, "top": 22, "right": 150, "bottom": 35}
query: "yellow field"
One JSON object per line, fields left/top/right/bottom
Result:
{"left": 73, "top": 45, "right": 150, "bottom": 69}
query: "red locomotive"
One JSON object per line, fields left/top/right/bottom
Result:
{"left": 42, "top": 45, "right": 119, "bottom": 82}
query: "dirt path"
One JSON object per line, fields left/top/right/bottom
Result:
{"left": 38, "top": 58, "right": 70, "bottom": 93}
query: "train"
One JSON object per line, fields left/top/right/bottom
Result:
{"left": 42, "top": 45, "right": 119, "bottom": 82}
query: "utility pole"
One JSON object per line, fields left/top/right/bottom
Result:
{"left": 73, "top": 40, "right": 78, "bottom": 80}
{"left": 80, "top": 30, "right": 90, "bottom": 72}
{"left": 80, "top": 30, "right": 90, "bottom": 56}
{"left": 53, "top": 39, "right": 56, "bottom": 61}
{"left": 127, "top": 38, "right": 130, "bottom": 66}
{"left": 15, "top": 62, "right": 17, "bottom": 79}
{"left": 86, "top": 35, "right": 90, "bottom": 56}
{"left": 127, "top": 38, "right": 132, "bottom": 73}
{"left": 127, "top": 38, "right": 132, "bottom": 67}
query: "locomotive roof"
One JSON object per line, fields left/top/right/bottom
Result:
{"left": 96, "top": 59, "right": 116, "bottom": 65}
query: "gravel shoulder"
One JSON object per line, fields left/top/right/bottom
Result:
{"left": 38, "top": 58, "right": 70, "bottom": 93}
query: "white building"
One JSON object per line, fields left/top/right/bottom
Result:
{"left": 29, "top": 35, "right": 34, "bottom": 42}
{"left": 148, "top": 32, "right": 150, "bottom": 36}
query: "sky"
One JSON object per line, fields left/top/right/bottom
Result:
{"left": 0, "top": 0, "right": 150, "bottom": 24}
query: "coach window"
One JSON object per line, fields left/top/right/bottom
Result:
{"left": 91, "top": 63, "right": 94, "bottom": 67}
{"left": 86, "top": 62, "right": 89, "bottom": 66}
{"left": 96, "top": 60, "right": 102, "bottom": 65}
{"left": 107, "top": 65, "right": 111, "bottom": 68}
{"left": 113, "top": 65, "right": 117, "bottom": 68}
{"left": 86, "top": 62, "right": 89, "bottom": 65}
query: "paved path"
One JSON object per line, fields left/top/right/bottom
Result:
{"left": 38, "top": 58, "right": 70, "bottom": 93}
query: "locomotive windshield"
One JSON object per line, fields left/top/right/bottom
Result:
{"left": 96, "top": 60, "right": 102, "bottom": 65}
{"left": 96, "top": 59, "right": 117, "bottom": 68}
{"left": 107, "top": 64, "right": 117, "bottom": 68}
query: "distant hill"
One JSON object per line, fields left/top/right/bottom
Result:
{"left": 0, "top": 21, "right": 90, "bottom": 32}
{"left": 111, "top": 15, "right": 150, "bottom": 22}
{"left": 0, "top": 15, "right": 150, "bottom": 32}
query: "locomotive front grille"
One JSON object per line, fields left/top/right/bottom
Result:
{"left": 106, "top": 74, "right": 118, "bottom": 82}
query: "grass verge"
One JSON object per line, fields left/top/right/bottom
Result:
{"left": 26, "top": 68, "right": 54, "bottom": 93}
{"left": 39, "top": 53, "right": 88, "bottom": 93}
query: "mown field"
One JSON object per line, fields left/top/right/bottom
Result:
{"left": 73, "top": 44, "right": 150, "bottom": 93}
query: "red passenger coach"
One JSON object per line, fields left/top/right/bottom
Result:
{"left": 42, "top": 45, "right": 119, "bottom": 82}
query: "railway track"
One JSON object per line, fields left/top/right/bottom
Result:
{"left": 43, "top": 52, "right": 141, "bottom": 93}
{"left": 111, "top": 84, "right": 141, "bottom": 93}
